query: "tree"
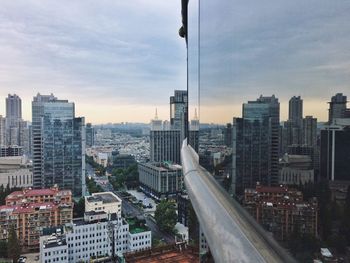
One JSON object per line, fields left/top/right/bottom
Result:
{"left": 154, "top": 200, "right": 177, "bottom": 233}
{"left": 0, "top": 240, "right": 7, "bottom": 259}
{"left": 7, "top": 226, "right": 20, "bottom": 262}
{"left": 73, "top": 198, "right": 85, "bottom": 218}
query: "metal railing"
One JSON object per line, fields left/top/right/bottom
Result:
{"left": 181, "top": 140, "right": 297, "bottom": 263}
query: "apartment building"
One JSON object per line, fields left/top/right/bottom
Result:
{"left": 40, "top": 192, "right": 151, "bottom": 263}
{"left": 244, "top": 184, "right": 318, "bottom": 241}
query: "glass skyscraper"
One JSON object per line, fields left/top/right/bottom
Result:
{"left": 32, "top": 93, "right": 85, "bottom": 197}
{"left": 232, "top": 95, "right": 280, "bottom": 194}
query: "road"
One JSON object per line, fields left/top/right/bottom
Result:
{"left": 86, "top": 163, "right": 175, "bottom": 244}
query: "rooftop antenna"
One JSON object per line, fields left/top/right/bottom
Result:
{"left": 194, "top": 108, "right": 198, "bottom": 120}
{"left": 155, "top": 108, "right": 158, "bottom": 120}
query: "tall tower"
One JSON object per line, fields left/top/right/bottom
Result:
{"left": 233, "top": 95, "right": 280, "bottom": 193}
{"left": 32, "top": 93, "right": 85, "bottom": 196}
{"left": 170, "top": 90, "right": 188, "bottom": 137}
{"left": 328, "top": 93, "right": 348, "bottom": 124}
{"left": 288, "top": 96, "right": 303, "bottom": 127}
{"left": 6, "top": 94, "right": 22, "bottom": 123}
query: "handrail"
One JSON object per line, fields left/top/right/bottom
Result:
{"left": 181, "top": 139, "right": 297, "bottom": 263}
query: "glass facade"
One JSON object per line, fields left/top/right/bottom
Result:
{"left": 32, "top": 95, "right": 85, "bottom": 197}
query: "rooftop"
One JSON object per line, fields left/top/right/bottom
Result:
{"left": 86, "top": 192, "right": 121, "bottom": 204}
{"left": 127, "top": 218, "right": 150, "bottom": 234}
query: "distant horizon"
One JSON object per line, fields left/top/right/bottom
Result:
{"left": 0, "top": 92, "right": 340, "bottom": 124}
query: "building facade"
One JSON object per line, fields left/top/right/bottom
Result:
{"left": 40, "top": 192, "right": 151, "bottom": 263}
{"left": 232, "top": 95, "right": 280, "bottom": 194}
{"left": 0, "top": 187, "right": 73, "bottom": 251}
{"left": 244, "top": 184, "right": 318, "bottom": 241}
{"left": 328, "top": 93, "right": 349, "bottom": 124}
{"left": 138, "top": 162, "right": 183, "bottom": 199}
{"left": 0, "top": 156, "right": 32, "bottom": 188}
{"left": 32, "top": 93, "right": 85, "bottom": 197}
{"left": 320, "top": 123, "right": 350, "bottom": 181}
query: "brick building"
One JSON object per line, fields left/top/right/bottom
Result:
{"left": 0, "top": 186, "right": 73, "bottom": 251}
{"left": 244, "top": 184, "right": 318, "bottom": 241}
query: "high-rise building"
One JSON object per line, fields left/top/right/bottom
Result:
{"left": 320, "top": 121, "right": 350, "bottom": 181}
{"left": 232, "top": 95, "right": 280, "bottom": 194}
{"left": 85, "top": 123, "right": 95, "bottom": 147}
{"left": 32, "top": 93, "right": 86, "bottom": 197}
{"left": 289, "top": 96, "right": 303, "bottom": 127}
{"left": 0, "top": 116, "right": 5, "bottom": 146}
{"left": 302, "top": 116, "right": 317, "bottom": 147}
{"left": 283, "top": 96, "right": 303, "bottom": 148}
{"left": 328, "top": 93, "right": 349, "bottom": 124}
{"left": 6, "top": 94, "right": 22, "bottom": 125}
{"left": 5, "top": 94, "right": 23, "bottom": 146}
{"left": 170, "top": 90, "right": 188, "bottom": 137}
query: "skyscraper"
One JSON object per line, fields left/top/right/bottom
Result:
{"left": 0, "top": 116, "right": 5, "bottom": 146}
{"left": 170, "top": 90, "right": 188, "bottom": 138}
{"left": 289, "top": 96, "right": 303, "bottom": 127}
{"left": 32, "top": 93, "right": 85, "bottom": 197}
{"left": 6, "top": 94, "right": 22, "bottom": 124}
{"left": 284, "top": 96, "right": 303, "bottom": 147}
{"left": 320, "top": 122, "right": 350, "bottom": 181}
{"left": 232, "top": 95, "right": 280, "bottom": 194}
{"left": 328, "top": 93, "right": 349, "bottom": 124}
{"left": 85, "top": 123, "right": 95, "bottom": 147}
{"left": 302, "top": 116, "right": 317, "bottom": 147}
{"left": 5, "top": 94, "right": 23, "bottom": 146}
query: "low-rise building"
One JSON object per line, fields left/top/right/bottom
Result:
{"left": 244, "top": 184, "right": 318, "bottom": 241}
{"left": 138, "top": 162, "right": 182, "bottom": 199}
{"left": 85, "top": 192, "right": 122, "bottom": 216}
{"left": 279, "top": 154, "right": 314, "bottom": 185}
{"left": 40, "top": 192, "right": 151, "bottom": 263}
{"left": 5, "top": 185, "right": 72, "bottom": 205}
{"left": 0, "top": 156, "right": 32, "bottom": 188}
{"left": 0, "top": 187, "right": 72, "bottom": 251}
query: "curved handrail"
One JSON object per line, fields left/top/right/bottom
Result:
{"left": 181, "top": 139, "right": 297, "bottom": 263}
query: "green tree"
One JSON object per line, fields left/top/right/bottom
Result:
{"left": 73, "top": 197, "right": 85, "bottom": 218}
{"left": 0, "top": 240, "right": 7, "bottom": 258}
{"left": 154, "top": 200, "right": 177, "bottom": 233}
{"left": 7, "top": 226, "right": 20, "bottom": 262}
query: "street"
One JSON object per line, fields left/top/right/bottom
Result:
{"left": 86, "top": 163, "right": 175, "bottom": 244}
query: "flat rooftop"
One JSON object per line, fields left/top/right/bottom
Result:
{"left": 127, "top": 218, "right": 150, "bottom": 234}
{"left": 86, "top": 192, "right": 120, "bottom": 204}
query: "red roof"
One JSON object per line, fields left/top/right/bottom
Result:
{"left": 0, "top": 202, "right": 59, "bottom": 214}
{"left": 256, "top": 186, "right": 288, "bottom": 193}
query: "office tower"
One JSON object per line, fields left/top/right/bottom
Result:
{"left": 289, "top": 96, "right": 303, "bottom": 127}
{"left": 232, "top": 95, "right": 280, "bottom": 194}
{"left": 224, "top": 123, "right": 232, "bottom": 147}
{"left": 170, "top": 90, "right": 188, "bottom": 138}
{"left": 6, "top": 94, "right": 22, "bottom": 125}
{"left": 0, "top": 116, "right": 5, "bottom": 146}
{"left": 302, "top": 116, "right": 317, "bottom": 147}
{"left": 328, "top": 93, "right": 349, "bottom": 124}
{"left": 150, "top": 130, "right": 181, "bottom": 164}
{"left": 85, "top": 123, "right": 95, "bottom": 147}
{"left": 32, "top": 93, "right": 86, "bottom": 197}
{"left": 284, "top": 96, "right": 303, "bottom": 147}
{"left": 320, "top": 122, "right": 350, "bottom": 181}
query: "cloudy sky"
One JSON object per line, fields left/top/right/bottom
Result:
{"left": 1, "top": 0, "right": 350, "bottom": 124}
{"left": 0, "top": 0, "right": 186, "bottom": 123}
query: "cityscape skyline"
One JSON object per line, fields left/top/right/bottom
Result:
{"left": 1, "top": 0, "right": 350, "bottom": 124}
{"left": 0, "top": 92, "right": 344, "bottom": 124}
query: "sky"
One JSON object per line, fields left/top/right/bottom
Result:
{"left": 1, "top": 1, "right": 350, "bottom": 124}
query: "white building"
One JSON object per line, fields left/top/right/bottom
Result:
{"left": 85, "top": 192, "right": 122, "bottom": 216}
{"left": 0, "top": 156, "right": 32, "bottom": 188}
{"left": 40, "top": 192, "right": 151, "bottom": 263}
